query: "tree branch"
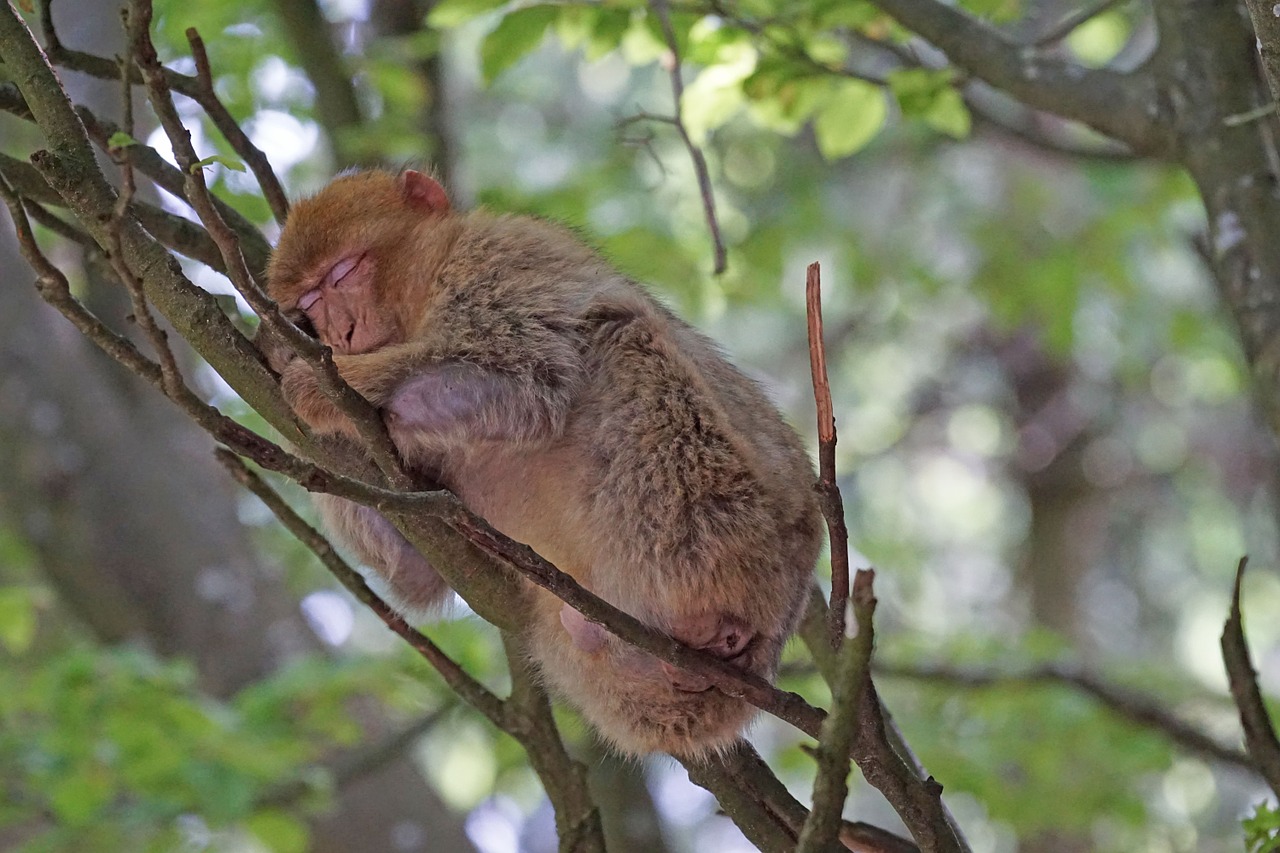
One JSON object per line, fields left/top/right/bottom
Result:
{"left": 501, "top": 632, "right": 607, "bottom": 853}
{"left": 862, "top": 0, "right": 1167, "bottom": 154}
{"left": 806, "top": 261, "right": 851, "bottom": 647}
{"left": 1242, "top": 0, "right": 1280, "bottom": 112}
{"left": 1221, "top": 557, "right": 1280, "bottom": 797}
{"left": 798, "top": 570, "right": 878, "bottom": 853}
{"left": 126, "top": 0, "right": 413, "bottom": 490}
{"left": 0, "top": 2, "right": 303, "bottom": 438}
{"left": 216, "top": 450, "right": 510, "bottom": 726}
{"left": 185, "top": 27, "right": 290, "bottom": 225}
{"left": 649, "top": 0, "right": 728, "bottom": 274}
{"left": 877, "top": 660, "right": 1256, "bottom": 773}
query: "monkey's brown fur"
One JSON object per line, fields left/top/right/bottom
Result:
{"left": 266, "top": 170, "right": 822, "bottom": 757}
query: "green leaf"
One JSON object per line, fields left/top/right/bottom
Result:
{"left": 480, "top": 6, "right": 559, "bottom": 84}
{"left": 427, "top": 0, "right": 509, "bottom": 28}
{"left": 924, "top": 88, "right": 970, "bottom": 138}
{"left": 107, "top": 131, "right": 139, "bottom": 150}
{"left": 48, "top": 767, "right": 115, "bottom": 825}
{"left": 679, "top": 42, "right": 757, "bottom": 145}
{"left": 1245, "top": 801, "right": 1280, "bottom": 852}
{"left": 0, "top": 586, "right": 37, "bottom": 653}
{"left": 813, "top": 79, "right": 886, "bottom": 160}
{"left": 1066, "top": 11, "right": 1131, "bottom": 68}
{"left": 888, "top": 68, "right": 970, "bottom": 138}
{"left": 585, "top": 8, "right": 631, "bottom": 61}
{"left": 248, "top": 809, "right": 310, "bottom": 853}
{"left": 191, "top": 154, "right": 246, "bottom": 173}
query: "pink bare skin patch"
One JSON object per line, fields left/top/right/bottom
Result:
{"left": 559, "top": 603, "right": 756, "bottom": 693}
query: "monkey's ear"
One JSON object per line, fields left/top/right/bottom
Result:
{"left": 401, "top": 170, "right": 451, "bottom": 215}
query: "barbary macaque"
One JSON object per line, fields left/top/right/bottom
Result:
{"left": 263, "top": 169, "right": 822, "bottom": 756}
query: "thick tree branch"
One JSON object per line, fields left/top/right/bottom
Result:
{"left": 501, "top": 632, "right": 607, "bottom": 853}
{"left": 862, "top": 0, "right": 1166, "bottom": 154}
{"left": 681, "top": 755, "right": 802, "bottom": 853}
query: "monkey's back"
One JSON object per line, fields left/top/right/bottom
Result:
{"left": 434, "top": 214, "right": 821, "bottom": 755}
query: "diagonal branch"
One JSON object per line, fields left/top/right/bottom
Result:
{"left": 877, "top": 660, "right": 1256, "bottom": 773}
{"left": 126, "top": 0, "right": 412, "bottom": 490}
{"left": 186, "top": 27, "right": 290, "bottom": 225}
{"left": 861, "top": 0, "right": 1167, "bottom": 154}
{"left": 500, "top": 632, "right": 607, "bottom": 852}
{"left": 1221, "top": 557, "right": 1280, "bottom": 797}
{"left": 1242, "top": 0, "right": 1280, "bottom": 111}
{"left": 216, "top": 450, "right": 509, "bottom": 726}
{"left": 649, "top": 0, "right": 728, "bottom": 274}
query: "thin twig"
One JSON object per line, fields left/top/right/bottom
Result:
{"left": 1221, "top": 556, "right": 1280, "bottom": 797}
{"left": 215, "top": 449, "right": 508, "bottom": 727}
{"left": 649, "top": 0, "right": 728, "bottom": 274}
{"left": 75, "top": 106, "right": 273, "bottom": 271}
{"left": 125, "top": 0, "right": 412, "bottom": 490}
{"left": 806, "top": 261, "right": 851, "bottom": 648}
{"left": 877, "top": 660, "right": 1256, "bottom": 772}
{"left": 186, "top": 27, "right": 290, "bottom": 224}
{"left": 107, "top": 48, "right": 185, "bottom": 398}
{"left": 0, "top": 171, "right": 165, "bottom": 382}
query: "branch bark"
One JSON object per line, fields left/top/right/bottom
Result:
{"left": 1221, "top": 557, "right": 1280, "bottom": 798}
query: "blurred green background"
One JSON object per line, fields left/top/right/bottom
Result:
{"left": 1, "top": 0, "right": 1277, "bottom": 851}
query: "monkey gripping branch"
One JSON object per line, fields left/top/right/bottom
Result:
{"left": 0, "top": 2, "right": 971, "bottom": 851}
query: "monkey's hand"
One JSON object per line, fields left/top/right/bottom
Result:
{"left": 279, "top": 358, "right": 361, "bottom": 438}
{"left": 253, "top": 317, "right": 301, "bottom": 376}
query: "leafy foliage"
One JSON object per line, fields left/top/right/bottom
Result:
{"left": 1246, "top": 801, "right": 1280, "bottom": 853}
{"left": 0, "top": 644, "right": 429, "bottom": 852}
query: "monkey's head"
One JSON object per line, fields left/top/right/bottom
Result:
{"left": 267, "top": 169, "right": 453, "bottom": 355}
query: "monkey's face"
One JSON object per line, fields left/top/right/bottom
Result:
{"left": 284, "top": 252, "right": 399, "bottom": 355}
{"left": 266, "top": 169, "right": 451, "bottom": 356}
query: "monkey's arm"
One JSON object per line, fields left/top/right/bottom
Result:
{"left": 282, "top": 335, "right": 582, "bottom": 447}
